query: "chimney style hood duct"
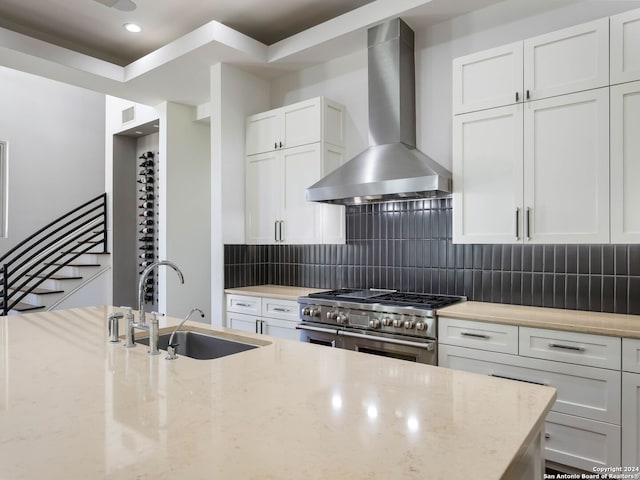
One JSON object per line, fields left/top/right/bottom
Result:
{"left": 306, "top": 18, "right": 452, "bottom": 206}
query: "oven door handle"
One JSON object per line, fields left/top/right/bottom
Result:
{"left": 339, "top": 330, "right": 435, "bottom": 351}
{"left": 295, "top": 324, "right": 339, "bottom": 335}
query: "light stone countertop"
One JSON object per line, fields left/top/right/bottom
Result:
{"left": 224, "top": 284, "right": 325, "bottom": 300}
{"left": 0, "top": 306, "right": 555, "bottom": 480}
{"left": 438, "top": 301, "right": 640, "bottom": 338}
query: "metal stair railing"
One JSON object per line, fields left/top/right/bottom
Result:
{"left": 0, "top": 193, "right": 107, "bottom": 314}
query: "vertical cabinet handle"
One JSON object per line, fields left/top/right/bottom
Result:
{"left": 274, "top": 142, "right": 278, "bottom": 150}
{"left": 279, "top": 142, "right": 283, "bottom": 148}
{"left": 279, "top": 221, "right": 283, "bottom": 242}
{"left": 515, "top": 208, "right": 520, "bottom": 240}
{"left": 526, "top": 207, "right": 531, "bottom": 241}
{"left": 274, "top": 220, "right": 278, "bottom": 242}
{"left": 515, "top": 92, "right": 519, "bottom": 102}
{"left": 526, "top": 90, "right": 530, "bottom": 100}
{"left": 255, "top": 319, "right": 259, "bottom": 334}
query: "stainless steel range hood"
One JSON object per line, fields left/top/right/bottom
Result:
{"left": 306, "top": 18, "right": 452, "bottom": 206}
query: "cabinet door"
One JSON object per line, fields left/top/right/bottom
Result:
{"left": 611, "top": 81, "right": 640, "bottom": 243}
{"left": 262, "top": 317, "right": 300, "bottom": 341}
{"left": 452, "top": 105, "right": 523, "bottom": 243}
{"left": 282, "top": 144, "right": 322, "bottom": 244}
{"left": 524, "top": 18, "right": 609, "bottom": 101}
{"left": 282, "top": 98, "right": 321, "bottom": 149}
{"left": 611, "top": 8, "right": 640, "bottom": 85}
{"left": 246, "top": 151, "right": 282, "bottom": 244}
{"left": 523, "top": 88, "right": 609, "bottom": 243}
{"left": 246, "top": 109, "right": 282, "bottom": 156}
{"left": 226, "top": 311, "right": 260, "bottom": 333}
{"left": 545, "top": 411, "right": 621, "bottom": 472}
{"left": 320, "top": 143, "right": 345, "bottom": 244}
{"left": 622, "top": 372, "right": 640, "bottom": 467}
{"left": 452, "top": 42, "right": 523, "bottom": 115}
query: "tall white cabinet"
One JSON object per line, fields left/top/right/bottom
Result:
{"left": 452, "top": 18, "right": 611, "bottom": 244}
{"left": 611, "top": 80, "right": 640, "bottom": 243}
{"left": 245, "top": 97, "right": 345, "bottom": 245}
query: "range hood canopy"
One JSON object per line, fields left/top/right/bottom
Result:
{"left": 306, "top": 18, "right": 452, "bottom": 206}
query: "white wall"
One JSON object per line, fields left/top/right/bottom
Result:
{"left": 0, "top": 66, "right": 105, "bottom": 254}
{"left": 157, "top": 102, "right": 211, "bottom": 322}
{"left": 211, "top": 63, "right": 270, "bottom": 326}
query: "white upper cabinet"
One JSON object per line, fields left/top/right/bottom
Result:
{"left": 453, "top": 18, "right": 609, "bottom": 115}
{"left": 523, "top": 88, "right": 609, "bottom": 244}
{"left": 246, "top": 97, "right": 344, "bottom": 156}
{"left": 452, "top": 104, "right": 523, "bottom": 243}
{"left": 611, "top": 80, "right": 640, "bottom": 243}
{"left": 452, "top": 42, "right": 523, "bottom": 115}
{"left": 523, "top": 18, "right": 609, "bottom": 102}
{"left": 245, "top": 96, "right": 345, "bottom": 245}
{"left": 611, "top": 8, "right": 640, "bottom": 85}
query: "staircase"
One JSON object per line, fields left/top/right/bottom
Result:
{"left": 0, "top": 194, "right": 109, "bottom": 315}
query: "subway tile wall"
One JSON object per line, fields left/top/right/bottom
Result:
{"left": 225, "top": 198, "right": 640, "bottom": 314}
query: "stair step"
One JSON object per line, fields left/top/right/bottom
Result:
{"left": 47, "top": 263, "right": 101, "bottom": 267}
{"left": 10, "top": 287, "right": 63, "bottom": 295}
{"left": 62, "top": 251, "right": 110, "bottom": 255}
{"left": 9, "top": 302, "right": 45, "bottom": 312}
{"left": 32, "top": 274, "right": 82, "bottom": 281}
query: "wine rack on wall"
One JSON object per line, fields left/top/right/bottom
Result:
{"left": 137, "top": 150, "right": 158, "bottom": 307}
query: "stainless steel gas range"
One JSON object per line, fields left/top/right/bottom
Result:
{"left": 297, "top": 289, "right": 465, "bottom": 365}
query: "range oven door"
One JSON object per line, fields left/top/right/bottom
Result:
{"left": 341, "top": 329, "right": 436, "bottom": 365}
{"left": 296, "top": 323, "right": 343, "bottom": 348}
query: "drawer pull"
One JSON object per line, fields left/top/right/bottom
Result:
{"left": 236, "top": 302, "right": 252, "bottom": 307}
{"left": 490, "top": 373, "right": 547, "bottom": 386}
{"left": 548, "top": 343, "right": 585, "bottom": 352}
{"left": 272, "top": 307, "right": 290, "bottom": 313}
{"left": 544, "top": 433, "right": 551, "bottom": 440}
{"left": 460, "top": 332, "right": 490, "bottom": 339}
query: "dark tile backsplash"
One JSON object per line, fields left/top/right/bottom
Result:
{"left": 225, "top": 198, "right": 640, "bottom": 315}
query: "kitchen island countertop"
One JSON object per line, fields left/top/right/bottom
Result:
{"left": 0, "top": 306, "right": 555, "bottom": 479}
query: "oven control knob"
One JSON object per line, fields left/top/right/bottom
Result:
{"left": 336, "top": 314, "right": 348, "bottom": 325}
{"left": 415, "top": 321, "right": 426, "bottom": 331}
{"left": 382, "top": 317, "right": 393, "bottom": 327}
{"left": 368, "top": 319, "right": 381, "bottom": 329}
{"left": 404, "top": 320, "right": 415, "bottom": 329}
{"left": 302, "top": 307, "right": 311, "bottom": 316}
{"left": 309, "top": 308, "right": 320, "bottom": 318}
{"left": 392, "top": 318, "right": 403, "bottom": 328}
{"left": 326, "top": 311, "right": 338, "bottom": 320}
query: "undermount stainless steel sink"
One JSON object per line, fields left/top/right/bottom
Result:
{"left": 137, "top": 330, "right": 260, "bottom": 360}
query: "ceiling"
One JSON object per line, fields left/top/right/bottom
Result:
{"left": 0, "top": 0, "right": 587, "bottom": 107}
{"left": 0, "top": 0, "right": 375, "bottom": 66}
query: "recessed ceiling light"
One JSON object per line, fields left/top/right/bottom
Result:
{"left": 152, "top": 124, "right": 159, "bottom": 128}
{"left": 123, "top": 23, "right": 142, "bottom": 33}
{"left": 135, "top": 131, "right": 143, "bottom": 135}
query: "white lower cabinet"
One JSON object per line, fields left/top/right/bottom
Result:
{"left": 226, "top": 294, "right": 300, "bottom": 341}
{"left": 438, "top": 317, "right": 622, "bottom": 472}
{"left": 545, "top": 411, "right": 621, "bottom": 472}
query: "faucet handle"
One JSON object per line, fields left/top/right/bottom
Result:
{"left": 119, "top": 306, "right": 134, "bottom": 322}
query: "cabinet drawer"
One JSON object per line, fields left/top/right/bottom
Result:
{"left": 623, "top": 338, "right": 640, "bottom": 373}
{"left": 439, "top": 345, "right": 621, "bottom": 424}
{"left": 262, "top": 298, "right": 299, "bottom": 322}
{"left": 438, "top": 317, "right": 518, "bottom": 354}
{"left": 520, "top": 327, "right": 621, "bottom": 369}
{"left": 226, "top": 311, "right": 261, "bottom": 333}
{"left": 545, "top": 411, "right": 621, "bottom": 472}
{"left": 226, "top": 294, "right": 262, "bottom": 315}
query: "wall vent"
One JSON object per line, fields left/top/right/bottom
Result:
{"left": 121, "top": 106, "right": 135, "bottom": 124}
